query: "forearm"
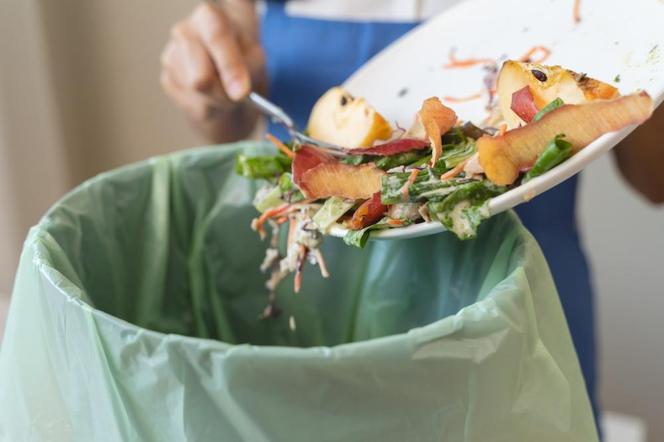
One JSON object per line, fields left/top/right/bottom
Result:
{"left": 612, "top": 105, "right": 664, "bottom": 204}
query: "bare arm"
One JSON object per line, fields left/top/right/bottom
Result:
{"left": 160, "top": 1, "right": 267, "bottom": 143}
{"left": 613, "top": 104, "right": 664, "bottom": 204}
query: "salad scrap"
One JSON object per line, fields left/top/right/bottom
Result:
{"left": 236, "top": 60, "right": 653, "bottom": 305}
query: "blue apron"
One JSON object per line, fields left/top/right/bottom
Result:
{"left": 262, "top": 2, "right": 598, "bottom": 424}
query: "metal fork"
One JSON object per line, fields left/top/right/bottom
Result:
{"left": 247, "top": 92, "right": 346, "bottom": 155}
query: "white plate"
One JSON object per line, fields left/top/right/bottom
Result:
{"left": 329, "top": 0, "right": 664, "bottom": 240}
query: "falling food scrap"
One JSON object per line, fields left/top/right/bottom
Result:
{"left": 289, "top": 315, "right": 296, "bottom": 331}
{"left": 573, "top": 0, "right": 582, "bottom": 24}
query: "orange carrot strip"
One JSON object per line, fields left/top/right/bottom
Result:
{"left": 265, "top": 133, "right": 294, "bottom": 159}
{"left": 287, "top": 216, "right": 297, "bottom": 249}
{"left": 444, "top": 49, "right": 496, "bottom": 69}
{"left": 399, "top": 168, "right": 421, "bottom": 201}
{"left": 443, "top": 92, "right": 482, "bottom": 103}
{"left": 519, "top": 46, "right": 552, "bottom": 64}
{"left": 573, "top": 0, "right": 581, "bottom": 23}
{"left": 387, "top": 218, "right": 404, "bottom": 226}
{"left": 313, "top": 249, "right": 330, "bottom": 278}
{"left": 498, "top": 123, "right": 508, "bottom": 136}
{"left": 294, "top": 270, "right": 302, "bottom": 293}
{"left": 255, "top": 204, "right": 291, "bottom": 235}
{"left": 276, "top": 216, "right": 288, "bottom": 224}
{"left": 440, "top": 158, "right": 470, "bottom": 181}
{"left": 294, "top": 244, "right": 307, "bottom": 293}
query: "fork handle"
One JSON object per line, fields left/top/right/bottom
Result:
{"left": 247, "top": 92, "right": 295, "bottom": 130}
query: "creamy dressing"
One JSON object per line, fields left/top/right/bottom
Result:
{"left": 419, "top": 187, "right": 457, "bottom": 199}
{"left": 449, "top": 201, "right": 473, "bottom": 238}
{"left": 388, "top": 202, "right": 421, "bottom": 221}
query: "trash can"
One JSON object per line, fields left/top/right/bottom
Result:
{"left": 0, "top": 142, "right": 598, "bottom": 441}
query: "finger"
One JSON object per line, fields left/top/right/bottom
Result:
{"left": 243, "top": 42, "right": 268, "bottom": 95}
{"left": 166, "top": 23, "right": 225, "bottom": 100}
{"left": 190, "top": 2, "right": 250, "bottom": 101}
{"left": 221, "top": 0, "right": 261, "bottom": 50}
{"left": 160, "top": 68, "right": 223, "bottom": 121}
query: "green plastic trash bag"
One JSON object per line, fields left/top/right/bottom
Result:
{"left": 0, "top": 142, "right": 598, "bottom": 441}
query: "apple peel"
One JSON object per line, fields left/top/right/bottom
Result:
{"left": 510, "top": 86, "right": 539, "bottom": 123}
{"left": 292, "top": 145, "right": 336, "bottom": 186}
{"left": 349, "top": 192, "right": 387, "bottom": 230}
{"left": 419, "top": 97, "right": 457, "bottom": 166}
{"left": 478, "top": 92, "right": 653, "bottom": 185}
{"left": 299, "top": 162, "right": 385, "bottom": 200}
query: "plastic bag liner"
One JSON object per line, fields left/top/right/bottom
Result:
{"left": 0, "top": 142, "right": 597, "bottom": 441}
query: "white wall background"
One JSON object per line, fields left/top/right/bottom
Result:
{"left": 0, "top": 0, "right": 662, "bottom": 440}
{"left": 579, "top": 155, "right": 664, "bottom": 440}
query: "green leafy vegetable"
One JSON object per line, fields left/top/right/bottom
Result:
{"left": 373, "top": 151, "right": 426, "bottom": 170}
{"left": 343, "top": 218, "right": 391, "bottom": 248}
{"left": 440, "top": 140, "right": 476, "bottom": 168}
{"left": 278, "top": 172, "right": 295, "bottom": 192}
{"left": 522, "top": 134, "right": 573, "bottom": 183}
{"left": 533, "top": 98, "right": 564, "bottom": 122}
{"left": 341, "top": 155, "right": 366, "bottom": 166}
{"left": 235, "top": 154, "right": 291, "bottom": 180}
{"left": 381, "top": 171, "right": 470, "bottom": 204}
{"left": 441, "top": 126, "right": 467, "bottom": 145}
{"left": 254, "top": 185, "right": 284, "bottom": 213}
{"left": 342, "top": 151, "right": 429, "bottom": 170}
{"left": 278, "top": 173, "right": 304, "bottom": 203}
{"left": 428, "top": 181, "right": 505, "bottom": 240}
{"left": 407, "top": 154, "right": 432, "bottom": 168}
{"left": 431, "top": 126, "right": 478, "bottom": 172}
{"left": 313, "top": 197, "right": 355, "bottom": 232}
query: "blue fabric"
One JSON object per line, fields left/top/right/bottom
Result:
{"left": 261, "top": 2, "right": 598, "bottom": 427}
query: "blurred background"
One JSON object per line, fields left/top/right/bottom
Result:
{"left": 0, "top": 1, "right": 661, "bottom": 440}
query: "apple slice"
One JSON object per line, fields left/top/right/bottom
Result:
{"left": 306, "top": 87, "right": 393, "bottom": 148}
{"left": 349, "top": 192, "right": 387, "bottom": 230}
{"left": 299, "top": 162, "right": 385, "bottom": 200}
{"left": 292, "top": 145, "right": 336, "bottom": 186}
{"left": 497, "top": 60, "right": 619, "bottom": 128}
{"left": 510, "top": 86, "right": 539, "bottom": 123}
{"left": 419, "top": 97, "right": 457, "bottom": 166}
{"left": 478, "top": 92, "right": 653, "bottom": 185}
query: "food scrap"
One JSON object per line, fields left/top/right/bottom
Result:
{"left": 573, "top": 0, "right": 582, "bottom": 24}
{"left": 236, "top": 60, "right": 653, "bottom": 315}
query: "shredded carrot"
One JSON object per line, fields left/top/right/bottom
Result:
{"left": 275, "top": 216, "right": 289, "bottom": 224}
{"left": 294, "top": 244, "right": 307, "bottom": 293}
{"left": 399, "top": 168, "right": 421, "bottom": 201}
{"left": 294, "top": 269, "right": 302, "bottom": 293}
{"left": 313, "top": 248, "right": 329, "bottom": 278}
{"left": 387, "top": 218, "right": 404, "bottom": 226}
{"left": 519, "top": 46, "right": 552, "bottom": 64}
{"left": 573, "top": 0, "right": 581, "bottom": 23}
{"left": 443, "top": 92, "right": 482, "bottom": 103}
{"left": 444, "top": 49, "right": 496, "bottom": 69}
{"left": 254, "top": 204, "right": 291, "bottom": 236}
{"left": 498, "top": 123, "right": 508, "bottom": 136}
{"left": 265, "top": 133, "right": 294, "bottom": 159}
{"left": 287, "top": 216, "right": 297, "bottom": 249}
{"left": 440, "top": 158, "right": 470, "bottom": 181}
